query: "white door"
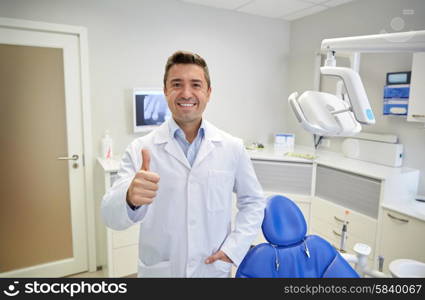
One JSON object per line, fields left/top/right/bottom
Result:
{"left": 0, "top": 24, "right": 88, "bottom": 277}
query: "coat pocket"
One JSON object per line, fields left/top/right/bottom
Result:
{"left": 138, "top": 259, "right": 172, "bottom": 278}
{"left": 207, "top": 170, "right": 234, "bottom": 212}
{"left": 210, "top": 260, "right": 233, "bottom": 278}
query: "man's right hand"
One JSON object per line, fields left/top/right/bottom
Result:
{"left": 126, "top": 148, "right": 160, "bottom": 207}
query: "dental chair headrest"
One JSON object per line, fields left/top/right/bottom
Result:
{"left": 262, "top": 195, "right": 307, "bottom": 246}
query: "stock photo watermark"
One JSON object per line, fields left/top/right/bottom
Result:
{"left": 380, "top": 8, "right": 417, "bottom": 42}
{"left": 2, "top": 280, "right": 127, "bottom": 297}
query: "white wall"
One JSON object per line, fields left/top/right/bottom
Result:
{"left": 0, "top": 0, "right": 290, "bottom": 152}
{"left": 0, "top": 0, "right": 290, "bottom": 266}
{"left": 287, "top": 0, "right": 425, "bottom": 194}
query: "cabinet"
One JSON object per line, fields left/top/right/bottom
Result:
{"left": 97, "top": 158, "right": 138, "bottom": 277}
{"left": 310, "top": 197, "right": 378, "bottom": 264}
{"left": 379, "top": 208, "right": 425, "bottom": 274}
{"left": 311, "top": 166, "right": 381, "bottom": 265}
{"left": 407, "top": 52, "right": 425, "bottom": 122}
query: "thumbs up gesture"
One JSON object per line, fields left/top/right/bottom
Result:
{"left": 126, "top": 149, "right": 160, "bottom": 207}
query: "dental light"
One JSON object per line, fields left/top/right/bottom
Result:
{"left": 289, "top": 30, "right": 425, "bottom": 137}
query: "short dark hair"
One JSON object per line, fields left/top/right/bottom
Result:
{"left": 163, "top": 50, "right": 211, "bottom": 88}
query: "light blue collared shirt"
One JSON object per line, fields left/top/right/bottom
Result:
{"left": 168, "top": 118, "right": 205, "bottom": 167}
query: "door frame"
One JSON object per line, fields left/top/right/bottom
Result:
{"left": 0, "top": 17, "right": 97, "bottom": 274}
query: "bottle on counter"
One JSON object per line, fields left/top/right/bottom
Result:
{"left": 101, "top": 130, "right": 113, "bottom": 160}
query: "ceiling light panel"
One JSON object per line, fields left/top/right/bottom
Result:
{"left": 237, "top": 0, "right": 314, "bottom": 18}
{"left": 181, "top": 0, "right": 252, "bottom": 10}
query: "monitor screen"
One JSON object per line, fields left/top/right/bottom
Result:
{"left": 133, "top": 89, "right": 171, "bottom": 133}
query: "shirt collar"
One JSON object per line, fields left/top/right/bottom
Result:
{"left": 168, "top": 117, "right": 205, "bottom": 141}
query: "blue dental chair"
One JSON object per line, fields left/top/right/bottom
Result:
{"left": 236, "top": 195, "right": 359, "bottom": 278}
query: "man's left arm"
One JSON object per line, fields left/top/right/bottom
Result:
{"left": 219, "top": 141, "right": 266, "bottom": 266}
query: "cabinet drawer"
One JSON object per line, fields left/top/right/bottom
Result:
{"left": 311, "top": 197, "right": 377, "bottom": 243}
{"left": 112, "top": 225, "right": 139, "bottom": 248}
{"left": 316, "top": 166, "right": 381, "bottom": 218}
{"left": 252, "top": 160, "right": 312, "bottom": 195}
{"left": 112, "top": 244, "right": 138, "bottom": 277}
{"left": 311, "top": 216, "right": 376, "bottom": 261}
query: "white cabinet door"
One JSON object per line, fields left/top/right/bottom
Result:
{"left": 378, "top": 209, "right": 425, "bottom": 274}
{"left": 407, "top": 52, "right": 425, "bottom": 122}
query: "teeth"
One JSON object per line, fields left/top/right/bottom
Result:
{"left": 179, "top": 103, "right": 195, "bottom": 107}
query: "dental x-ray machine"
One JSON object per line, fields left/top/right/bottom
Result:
{"left": 288, "top": 30, "right": 425, "bottom": 277}
{"left": 289, "top": 30, "right": 425, "bottom": 139}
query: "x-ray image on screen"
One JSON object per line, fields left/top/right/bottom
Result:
{"left": 135, "top": 93, "right": 171, "bottom": 126}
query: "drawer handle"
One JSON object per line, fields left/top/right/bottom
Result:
{"left": 412, "top": 114, "right": 425, "bottom": 118}
{"left": 332, "top": 230, "right": 341, "bottom": 237}
{"left": 387, "top": 213, "right": 409, "bottom": 223}
{"left": 334, "top": 216, "right": 344, "bottom": 223}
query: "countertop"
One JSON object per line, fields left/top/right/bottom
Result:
{"left": 248, "top": 145, "right": 419, "bottom": 181}
{"left": 97, "top": 157, "right": 121, "bottom": 173}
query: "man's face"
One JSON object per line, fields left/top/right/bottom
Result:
{"left": 164, "top": 64, "right": 211, "bottom": 125}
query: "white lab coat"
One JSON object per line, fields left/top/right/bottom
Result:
{"left": 101, "top": 119, "right": 265, "bottom": 277}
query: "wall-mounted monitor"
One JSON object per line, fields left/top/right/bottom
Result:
{"left": 133, "top": 88, "right": 171, "bottom": 133}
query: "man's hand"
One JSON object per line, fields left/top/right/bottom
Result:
{"left": 204, "top": 250, "right": 233, "bottom": 264}
{"left": 126, "top": 149, "right": 160, "bottom": 207}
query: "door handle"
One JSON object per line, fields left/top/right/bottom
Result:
{"left": 57, "top": 154, "right": 79, "bottom": 161}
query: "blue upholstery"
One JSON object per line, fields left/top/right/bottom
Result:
{"left": 236, "top": 195, "right": 359, "bottom": 278}
{"left": 261, "top": 194, "right": 307, "bottom": 246}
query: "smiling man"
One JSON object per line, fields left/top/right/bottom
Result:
{"left": 101, "top": 51, "right": 265, "bottom": 277}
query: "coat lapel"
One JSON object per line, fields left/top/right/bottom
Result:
{"left": 192, "top": 120, "right": 223, "bottom": 169}
{"left": 153, "top": 121, "right": 191, "bottom": 169}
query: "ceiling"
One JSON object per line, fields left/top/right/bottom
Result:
{"left": 179, "top": 0, "right": 355, "bottom": 21}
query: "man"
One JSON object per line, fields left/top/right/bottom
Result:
{"left": 101, "top": 51, "right": 265, "bottom": 277}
